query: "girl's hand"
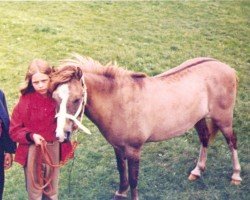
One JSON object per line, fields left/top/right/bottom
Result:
{"left": 33, "top": 133, "right": 45, "bottom": 146}
{"left": 4, "top": 153, "right": 13, "bottom": 170}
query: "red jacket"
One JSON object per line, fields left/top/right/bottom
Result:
{"left": 10, "top": 92, "right": 72, "bottom": 166}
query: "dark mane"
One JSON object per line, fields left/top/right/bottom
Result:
{"left": 49, "top": 66, "right": 80, "bottom": 92}
{"left": 59, "top": 54, "right": 147, "bottom": 79}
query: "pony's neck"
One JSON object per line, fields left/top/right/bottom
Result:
{"left": 84, "top": 73, "right": 115, "bottom": 127}
{"left": 84, "top": 73, "right": 115, "bottom": 94}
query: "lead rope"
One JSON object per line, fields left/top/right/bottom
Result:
{"left": 30, "top": 140, "right": 78, "bottom": 195}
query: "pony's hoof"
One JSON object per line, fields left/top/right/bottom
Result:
{"left": 231, "top": 179, "right": 241, "bottom": 185}
{"left": 188, "top": 173, "right": 199, "bottom": 181}
{"left": 112, "top": 191, "right": 128, "bottom": 200}
{"left": 112, "top": 195, "right": 127, "bottom": 200}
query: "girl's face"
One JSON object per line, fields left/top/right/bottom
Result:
{"left": 31, "top": 72, "right": 50, "bottom": 95}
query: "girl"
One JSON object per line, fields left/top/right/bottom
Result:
{"left": 0, "top": 89, "right": 16, "bottom": 200}
{"left": 10, "top": 59, "right": 72, "bottom": 200}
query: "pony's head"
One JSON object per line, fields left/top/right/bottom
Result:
{"left": 49, "top": 66, "right": 90, "bottom": 142}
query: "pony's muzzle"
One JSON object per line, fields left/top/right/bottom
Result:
{"left": 56, "top": 130, "right": 71, "bottom": 142}
{"left": 56, "top": 135, "right": 65, "bottom": 143}
{"left": 56, "top": 123, "right": 72, "bottom": 142}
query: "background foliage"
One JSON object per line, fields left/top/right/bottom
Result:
{"left": 0, "top": 1, "right": 249, "bottom": 200}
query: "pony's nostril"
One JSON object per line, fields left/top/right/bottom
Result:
{"left": 66, "top": 131, "right": 71, "bottom": 136}
{"left": 65, "top": 131, "right": 71, "bottom": 140}
{"left": 56, "top": 137, "right": 60, "bottom": 140}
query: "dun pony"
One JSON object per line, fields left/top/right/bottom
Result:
{"left": 50, "top": 55, "right": 241, "bottom": 200}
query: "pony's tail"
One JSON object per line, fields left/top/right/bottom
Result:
{"left": 207, "top": 118, "right": 219, "bottom": 144}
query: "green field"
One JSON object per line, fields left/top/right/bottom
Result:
{"left": 0, "top": 1, "right": 249, "bottom": 200}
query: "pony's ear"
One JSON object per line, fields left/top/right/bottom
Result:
{"left": 75, "top": 67, "right": 82, "bottom": 80}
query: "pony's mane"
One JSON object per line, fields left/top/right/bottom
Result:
{"left": 59, "top": 54, "right": 147, "bottom": 79}
{"left": 49, "top": 65, "right": 81, "bottom": 92}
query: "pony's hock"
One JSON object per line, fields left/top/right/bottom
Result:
{"left": 50, "top": 54, "right": 242, "bottom": 200}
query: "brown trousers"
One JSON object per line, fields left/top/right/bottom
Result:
{"left": 24, "top": 142, "right": 60, "bottom": 200}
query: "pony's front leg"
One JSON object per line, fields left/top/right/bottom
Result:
{"left": 127, "top": 147, "right": 141, "bottom": 200}
{"left": 221, "top": 128, "right": 242, "bottom": 185}
{"left": 113, "top": 148, "right": 129, "bottom": 200}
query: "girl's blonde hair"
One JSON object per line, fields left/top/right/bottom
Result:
{"left": 20, "top": 59, "right": 53, "bottom": 95}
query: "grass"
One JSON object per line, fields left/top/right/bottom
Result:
{"left": 0, "top": 1, "right": 249, "bottom": 200}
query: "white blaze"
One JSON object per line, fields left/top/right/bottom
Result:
{"left": 55, "top": 84, "right": 69, "bottom": 142}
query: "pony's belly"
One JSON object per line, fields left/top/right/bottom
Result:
{"left": 147, "top": 121, "right": 195, "bottom": 142}
{"left": 147, "top": 104, "right": 208, "bottom": 142}
{"left": 145, "top": 88, "right": 209, "bottom": 142}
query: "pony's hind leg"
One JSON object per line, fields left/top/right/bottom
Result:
{"left": 113, "top": 148, "right": 129, "bottom": 200}
{"left": 218, "top": 125, "right": 242, "bottom": 185}
{"left": 189, "top": 118, "right": 217, "bottom": 181}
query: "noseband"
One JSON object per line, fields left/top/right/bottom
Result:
{"left": 55, "top": 80, "right": 91, "bottom": 139}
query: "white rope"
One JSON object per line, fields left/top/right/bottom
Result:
{"left": 55, "top": 113, "right": 91, "bottom": 135}
{"left": 74, "top": 98, "right": 83, "bottom": 119}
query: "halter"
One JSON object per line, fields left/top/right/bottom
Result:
{"left": 55, "top": 79, "right": 91, "bottom": 141}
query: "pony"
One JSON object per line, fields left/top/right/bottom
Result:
{"left": 49, "top": 55, "right": 242, "bottom": 200}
